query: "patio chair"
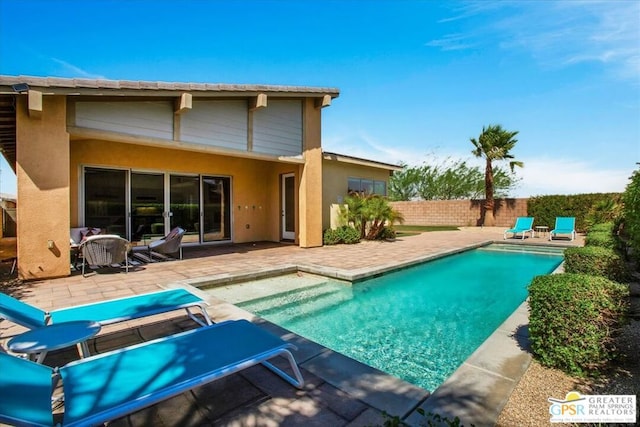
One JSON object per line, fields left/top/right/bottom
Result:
{"left": 79, "top": 234, "right": 130, "bottom": 276}
{"left": 549, "top": 216, "right": 576, "bottom": 241}
{"left": 0, "top": 288, "right": 213, "bottom": 329}
{"left": 503, "top": 217, "right": 535, "bottom": 240}
{"left": 0, "top": 320, "right": 304, "bottom": 427}
{"left": 149, "top": 226, "right": 185, "bottom": 260}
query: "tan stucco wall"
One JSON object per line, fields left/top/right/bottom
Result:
{"left": 16, "top": 96, "right": 71, "bottom": 279}
{"left": 70, "top": 140, "right": 303, "bottom": 244}
{"left": 14, "top": 93, "right": 330, "bottom": 279}
{"left": 298, "top": 99, "right": 323, "bottom": 247}
{"left": 321, "top": 160, "right": 391, "bottom": 230}
{"left": 389, "top": 198, "right": 529, "bottom": 227}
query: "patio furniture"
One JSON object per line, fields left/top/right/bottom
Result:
{"left": 0, "top": 288, "right": 213, "bottom": 330}
{"left": 534, "top": 225, "right": 549, "bottom": 238}
{"left": 149, "top": 226, "right": 185, "bottom": 260}
{"left": 69, "top": 227, "right": 102, "bottom": 247}
{"left": 0, "top": 320, "right": 304, "bottom": 427}
{"left": 79, "top": 234, "right": 130, "bottom": 276}
{"left": 8, "top": 320, "right": 101, "bottom": 363}
{"left": 70, "top": 227, "right": 102, "bottom": 269}
{"left": 549, "top": 217, "right": 576, "bottom": 241}
{"left": 503, "top": 217, "right": 535, "bottom": 240}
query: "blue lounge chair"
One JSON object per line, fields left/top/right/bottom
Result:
{"left": 549, "top": 217, "right": 576, "bottom": 241}
{"left": 0, "top": 320, "right": 304, "bottom": 427}
{"left": 503, "top": 217, "right": 535, "bottom": 240}
{"left": 0, "top": 288, "right": 213, "bottom": 330}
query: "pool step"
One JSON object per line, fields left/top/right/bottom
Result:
{"left": 479, "top": 244, "right": 565, "bottom": 256}
{"left": 239, "top": 282, "right": 351, "bottom": 319}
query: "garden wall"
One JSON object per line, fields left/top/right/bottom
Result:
{"left": 390, "top": 198, "right": 528, "bottom": 227}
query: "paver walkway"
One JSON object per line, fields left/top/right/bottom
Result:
{"left": 0, "top": 228, "right": 581, "bottom": 426}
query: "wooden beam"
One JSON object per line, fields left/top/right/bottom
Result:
{"left": 314, "top": 94, "right": 332, "bottom": 109}
{"left": 249, "top": 93, "right": 267, "bottom": 111}
{"left": 28, "top": 90, "right": 43, "bottom": 118}
{"left": 175, "top": 93, "right": 192, "bottom": 114}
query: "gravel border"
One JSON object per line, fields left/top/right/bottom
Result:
{"left": 498, "top": 282, "right": 640, "bottom": 427}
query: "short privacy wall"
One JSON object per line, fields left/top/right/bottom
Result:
{"left": 389, "top": 198, "right": 528, "bottom": 227}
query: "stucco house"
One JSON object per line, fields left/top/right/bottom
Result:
{"left": 0, "top": 75, "right": 400, "bottom": 280}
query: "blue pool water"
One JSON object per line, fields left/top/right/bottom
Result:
{"left": 238, "top": 244, "right": 564, "bottom": 391}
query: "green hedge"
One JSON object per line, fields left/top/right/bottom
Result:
{"left": 323, "top": 226, "right": 361, "bottom": 245}
{"left": 529, "top": 273, "right": 628, "bottom": 376}
{"left": 584, "top": 231, "right": 618, "bottom": 249}
{"left": 588, "top": 222, "right": 615, "bottom": 233}
{"left": 528, "top": 193, "right": 621, "bottom": 232}
{"left": 564, "top": 246, "right": 630, "bottom": 282}
{"left": 622, "top": 167, "right": 640, "bottom": 264}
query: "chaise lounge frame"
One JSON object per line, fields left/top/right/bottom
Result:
{"left": 0, "top": 320, "right": 304, "bottom": 427}
{"left": 0, "top": 288, "right": 213, "bottom": 330}
{"left": 503, "top": 216, "right": 535, "bottom": 240}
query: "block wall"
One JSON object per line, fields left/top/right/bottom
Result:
{"left": 390, "top": 199, "right": 529, "bottom": 227}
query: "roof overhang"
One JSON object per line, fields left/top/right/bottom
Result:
{"left": 0, "top": 75, "right": 340, "bottom": 171}
{"left": 0, "top": 75, "right": 340, "bottom": 98}
{"left": 323, "top": 151, "right": 403, "bottom": 172}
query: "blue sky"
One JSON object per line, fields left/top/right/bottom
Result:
{"left": 0, "top": 0, "right": 638, "bottom": 197}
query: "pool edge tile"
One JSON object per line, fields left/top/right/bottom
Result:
{"left": 301, "top": 349, "right": 429, "bottom": 418}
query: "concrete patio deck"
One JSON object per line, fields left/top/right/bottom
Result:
{"left": 0, "top": 228, "right": 581, "bottom": 426}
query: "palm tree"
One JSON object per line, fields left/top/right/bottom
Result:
{"left": 340, "top": 193, "right": 404, "bottom": 239}
{"left": 471, "top": 124, "right": 523, "bottom": 226}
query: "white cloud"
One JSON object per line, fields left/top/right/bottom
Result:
{"left": 50, "top": 57, "right": 106, "bottom": 79}
{"left": 435, "top": 0, "right": 640, "bottom": 82}
{"left": 323, "top": 131, "right": 413, "bottom": 166}
{"left": 323, "top": 132, "right": 633, "bottom": 197}
{"left": 425, "top": 33, "right": 477, "bottom": 51}
{"left": 514, "top": 157, "right": 632, "bottom": 197}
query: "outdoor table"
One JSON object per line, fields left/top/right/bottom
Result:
{"left": 8, "top": 320, "right": 101, "bottom": 363}
{"left": 70, "top": 243, "right": 80, "bottom": 269}
{"left": 534, "top": 226, "right": 549, "bottom": 238}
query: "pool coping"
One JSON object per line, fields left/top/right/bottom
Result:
{"left": 172, "top": 240, "right": 567, "bottom": 426}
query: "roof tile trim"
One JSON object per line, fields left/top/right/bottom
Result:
{"left": 0, "top": 75, "right": 340, "bottom": 95}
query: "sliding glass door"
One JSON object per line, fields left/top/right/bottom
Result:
{"left": 83, "top": 167, "right": 232, "bottom": 245}
{"left": 84, "top": 167, "right": 127, "bottom": 236}
{"left": 170, "top": 175, "right": 200, "bottom": 244}
{"left": 131, "top": 172, "right": 164, "bottom": 244}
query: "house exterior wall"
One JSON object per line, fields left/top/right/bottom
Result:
{"left": 298, "top": 98, "right": 323, "bottom": 247}
{"left": 16, "top": 96, "right": 71, "bottom": 279}
{"left": 389, "top": 199, "right": 529, "bottom": 227}
{"left": 72, "top": 98, "right": 305, "bottom": 157}
{"left": 321, "top": 160, "right": 391, "bottom": 230}
{"left": 70, "top": 139, "right": 301, "bottom": 244}
{"left": 5, "top": 78, "right": 335, "bottom": 279}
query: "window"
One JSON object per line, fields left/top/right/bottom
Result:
{"left": 347, "top": 177, "right": 387, "bottom": 196}
{"left": 374, "top": 181, "right": 387, "bottom": 196}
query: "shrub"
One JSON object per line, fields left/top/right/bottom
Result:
{"left": 564, "top": 246, "right": 630, "bottom": 283}
{"left": 341, "top": 193, "right": 404, "bottom": 240}
{"left": 323, "top": 228, "right": 342, "bottom": 245}
{"left": 585, "top": 199, "right": 623, "bottom": 228}
{"left": 528, "top": 273, "right": 629, "bottom": 376}
{"left": 584, "top": 231, "right": 617, "bottom": 249}
{"left": 338, "top": 225, "right": 361, "bottom": 244}
{"left": 323, "top": 226, "right": 361, "bottom": 245}
{"left": 379, "top": 226, "right": 397, "bottom": 240}
{"left": 588, "top": 222, "right": 615, "bottom": 233}
{"left": 622, "top": 166, "right": 640, "bottom": 264}
{"left": 528, "top": 193, "right": 622, "bottom": 232}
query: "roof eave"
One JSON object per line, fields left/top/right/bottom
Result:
{"left": 0, "top": 75, "right": 340, "bottom": 98}
{"left": 323, "top": 151, "right": 403, "bottom": 171}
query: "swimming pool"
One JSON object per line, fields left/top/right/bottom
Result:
{"left": 229, "top": 244, "right": 564, "bottom": 391}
